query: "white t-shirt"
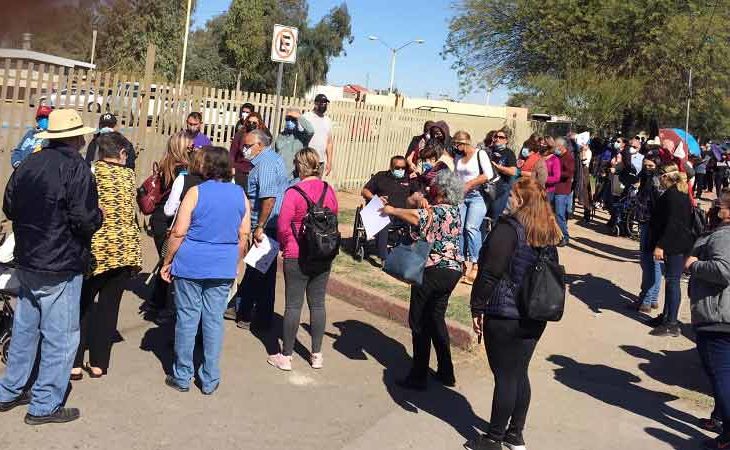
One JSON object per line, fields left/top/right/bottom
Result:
{"left": 302, "top": 111, "right": 332, "bottom": 162}
{"left": 581, "top": 148, "right": 592, "bottom": 168}
{"left": 455, "top": 150, "right": 495, "bottom": 183}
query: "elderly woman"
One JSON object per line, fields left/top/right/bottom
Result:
{"left": 381, "top": 170, "right": 464, "bottom": 390}
{"left": 71, "top": 132, "right": 142, "bottom": 380}
{"left": 647, "top": 163, "right": 693, "bottom": 337}
{"left": 161, "top": 146, "right": 251, "bottom": 395}
{"left": 686, "top": 192, "right": 730, "bottom": 449}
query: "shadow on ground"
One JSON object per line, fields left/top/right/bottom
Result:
{"left": 620, "top": 345, "right": 711, "bottom": 397}
{"left": 326, "top": 319, "right": 489, "bottom": 442}
{"left": 565, "top": 273, "right": 651, "bottom": 326}
{"left": 547, "top": 354, "right": 708, "bottom": 449}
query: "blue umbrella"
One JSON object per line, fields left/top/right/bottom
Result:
{"left": 670, "top": 128, "right": 701, "bottom": 157}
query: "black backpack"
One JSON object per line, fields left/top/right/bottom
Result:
{"left": 518, "top": 246, "right": 566, "bottom": 322}
{"left": 289, "top": 183, "right": 341, "bottom": 274}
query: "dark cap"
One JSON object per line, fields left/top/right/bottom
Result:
{"left": 314, "top": 94, "right": 330, "bottom": 104}
{"left": 99, "top": 113, "right": 117, "bottom": 129}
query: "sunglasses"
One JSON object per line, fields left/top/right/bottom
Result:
{"left": 495, "top": 135, "right": 507, "bottom": 140}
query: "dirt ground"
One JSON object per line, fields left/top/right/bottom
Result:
{"left": 0, "top": 193, "right": 717, "bottom": 450}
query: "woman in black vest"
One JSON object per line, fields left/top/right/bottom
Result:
{"left": 467, "top": 177, "right": 563, "bottom": 450}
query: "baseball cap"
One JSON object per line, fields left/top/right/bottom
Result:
{"left": 36, "top": 105, "right": 52, "bottom": 119}
{"left": 98, "top": 113, "right": 117, "bottom": 129}
{"left": 314, "top": 94, "right": 330, "bottom": 104}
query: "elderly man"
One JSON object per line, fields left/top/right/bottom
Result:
{"left": 275, "top": 108, "right": 314, "bottom": 179}
{"left": 553, "top": 137, "right": 575, "bottom": 246}
{"left": 232, "top": 129, "right": 289, "bottom": 330}
{"left": 1, "top": 109, "right": 103, "bottom": 425}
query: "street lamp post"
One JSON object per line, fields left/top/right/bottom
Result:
{"left": 368, "top": 36, "right": 424, "bottom": 94}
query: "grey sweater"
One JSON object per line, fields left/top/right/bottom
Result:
{"left": 689, "top": 224, "right": 730, "bottom": 332}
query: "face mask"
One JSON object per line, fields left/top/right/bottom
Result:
{"left": 241, "top": 112, "right": 250, "bottom": 121}
{"left": 284, "top": 119, "right": 297, "bottom": 132}
{"left": 316, "top": 104, "right": 328, "bottom": 114}
{"left": 643, "top": 167, "right": 656, "bottom": 176}
{"left": 521, "top": 147, "right": 530, "bottom": 158}
{"left": 242, "top": 144, "right": 254, "bottom": 160}
{"left": 614, "top": 142, "right": 622, "bottom": 150}
{"left": 187, "top": 127, "right": 199, "bottom": 137}
{"left": 37, "top": 117, "right": 49, "bottom": 130}
{"left": 424, "top": 132, "right": 431, "bottom": 140}
{"left": 99, "top": 127, "right": 115, "bottom": 134}
{"left": 553, "top": 148, "right": 562, "bottom": 156}
{"left": 392, "top": 169, "right": 406, "bottom": 179}
{"left": 422, "top": 162, "right": 433, "bottom": 172}
{"left": 245, "top": 122, "right": 258, "bottom": 133}
{"left": 629, "top": 147, "right": 640, "bottom": 154}
{"left": 495, "top": 143, "right": 506, "bottom": 151}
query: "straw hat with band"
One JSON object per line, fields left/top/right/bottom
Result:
{"left": 35, "top": 109, "right": 97, "bottom": 140}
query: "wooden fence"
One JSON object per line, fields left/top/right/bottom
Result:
{"left": 0, "top": 53, "right": 534, "bottom": 193}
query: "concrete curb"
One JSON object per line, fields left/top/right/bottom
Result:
{"left": 327, "top": 275, "right": 476, "bottom": 351}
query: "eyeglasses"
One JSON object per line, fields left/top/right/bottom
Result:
{"left": 495, "top": 135, "right": 507, "bottom": 140}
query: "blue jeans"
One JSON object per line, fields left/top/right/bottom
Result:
{"left": 0, "top": 270, "right": 82, "bottom": 416}
{"left": 639, "top": 223, "right": 661, "bottom": 306}
{"left": 236, "top": 228, "right": 277, "bottom": 326}
{"left": 172, "top": 277, "right": 232, "bottom": 393}
{"left": 487, "top": 182, "right": 511, "bottom": 223}
{"left": 553, "top": 193, "right": 571, "bottom": 240}
{"left": 662, "top": 254, "right": 685, "bottom": 324}
{"left": 697, "top": 331, "right": 730, "bottom": 431}
{"left": 460, "top": 191, "right": 488, "bottom": 263}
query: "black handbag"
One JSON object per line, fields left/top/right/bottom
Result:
{"left": 518, "top": 247, "right": 566, "bottom": 321}
{"left": 383, "top": 209, "right": 434, "bottom": 285}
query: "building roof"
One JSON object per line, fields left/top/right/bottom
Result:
{"left": 0, "top": 48, "right": 95, "bottom": 69}
{"left": 344, "top": 84, "right": 369, "bottom": 95}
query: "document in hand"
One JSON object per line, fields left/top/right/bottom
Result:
{"left": 360, "top": 195, "right": 392, "bottom": 239}
{"left": 244, "top": 235, "right": 280, "bottom": 273}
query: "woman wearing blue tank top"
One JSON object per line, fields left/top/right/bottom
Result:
{"left": 161, "top": 146, "right": 251, "bottom": 395}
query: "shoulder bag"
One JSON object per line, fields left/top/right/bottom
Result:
{"left": 383, "top": 208, "right": 434, "bottom": 286}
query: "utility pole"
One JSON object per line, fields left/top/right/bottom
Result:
{"left": 178, "top": 0, "right": 192, "bottom": 94}
{"left": 90, "top": 29, "right": 97, "bottom": 67}
{"left": 685, "top": 67, "right": 692, "bottom": 142}
{"left": 292, "top": 71, "right": 298, "bottom": 97}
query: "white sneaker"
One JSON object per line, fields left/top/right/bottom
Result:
{"left": 267, "top": 353, "right": 292, "bottom": 371}
{"left": 311, "top": 352, "right": 323, "bottom": 369}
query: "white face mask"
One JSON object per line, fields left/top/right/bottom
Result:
{"left": 630, "top": 147, "right": 639, "bottom": 154}
{"left": 241, "top": 112, "right": 250, "bottom": 121}
{"left": 614, "top": 142, "right": 622, "bottom": 150}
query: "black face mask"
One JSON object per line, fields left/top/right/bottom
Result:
{"left": 245, "top": 122, "right": 258, "bottom": 133}
{"left": 316, "top": 104, "right": 328, "bottom": 114}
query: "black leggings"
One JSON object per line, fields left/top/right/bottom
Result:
{"left": 484, "top": 317, "right": 546, "bottom": 441}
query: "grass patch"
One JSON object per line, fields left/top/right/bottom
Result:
{"left": 331, "top": 253, "right": 472, "bottom": 326}
{"left": 338, "top": 208, "right": 358, "bottom": 226}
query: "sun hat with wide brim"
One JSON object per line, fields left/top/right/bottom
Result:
{"left": 35, "top": 109, "right": 97, "bottom": 139}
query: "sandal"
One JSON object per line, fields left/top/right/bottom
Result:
{"left": 70, "top": 369, "right": 83, "bottom": 381}
{"left": 83, "top": 363, "right": 104, "bottom": 378}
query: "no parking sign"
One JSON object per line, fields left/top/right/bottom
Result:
{"left": 271, "top": 24, "right": 298, "bottom": 64}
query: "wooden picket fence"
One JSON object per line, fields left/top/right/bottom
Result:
{"left": 0, "top": 54, "right": 534, "bottom": 194}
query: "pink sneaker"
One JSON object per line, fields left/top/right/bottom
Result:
{"left": 311, "top": 352, "right": 323, "bottom": 369}
{"left": 267, "top": 353, "right": 292, "bottom": 371}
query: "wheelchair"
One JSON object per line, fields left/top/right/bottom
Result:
{"left": 608, "top": 185, "right": 640, "bottom": 241}
{"left": 351, "top": 205, "right": 412, "bottom": 262}
{"left": 0, "top": 230, "right": 16, "bottom": 365}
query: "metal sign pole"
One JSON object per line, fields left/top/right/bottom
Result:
{"left": 273, "top": 62, "right": 284, "bottom": 138}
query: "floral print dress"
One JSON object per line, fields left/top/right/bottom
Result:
{"left": 413, "top": 204, "right": 464, "bottom": 272}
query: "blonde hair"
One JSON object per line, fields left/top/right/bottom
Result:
{"left": 660, "top": 163, "right": 689, "bottom": 194}
{"left": 511, "top": 177, "right": 564, "bottom": 247}
{"left": 160, "top": 131, "right": 191, "bottom": 185}
{"left": 294, "top": 147, "right": 321, "bottom": 178}
{"left": 189, "top": 148, "right": 206, "bottom": 176}
{"left": 452, "top": 130, "right": 472, "bottom": 145}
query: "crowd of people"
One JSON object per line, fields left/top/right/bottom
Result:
{"left": 2, "top": 101, "right": 730, "bottom": 450}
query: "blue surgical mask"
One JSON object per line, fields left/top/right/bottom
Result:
{"left": 392, "top": 169, "right": 406, "bottom": 179}
{"left": 495, "top": 143, "right": 506, "bottom": 151}
{"left": 37, "top": 117, "right": 49, "bottom": 130}
{"left": 521, "top": 147, "right": 530, "bottom": 158}
{"left": 422, "top": 162, "right": 433, "bottom": 172}
{"left": 553, "top": 148, "right": 561, "bottom": 156}
{"left": 284, "top": 119, "right": 296, "bottom": 132}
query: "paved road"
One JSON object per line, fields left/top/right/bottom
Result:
{"left": 0, "top": 211, "right": 714, "bottom": 449}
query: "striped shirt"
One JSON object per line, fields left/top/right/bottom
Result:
{"left": 247, "top": 147, "right": 289, "bottom": 229}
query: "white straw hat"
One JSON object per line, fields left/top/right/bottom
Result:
{"left": 35, "top": 109, "right": 97, "bottom": 139}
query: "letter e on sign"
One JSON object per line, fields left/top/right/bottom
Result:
{"left": 271, "top": 24, "right": 298, "bottom": 64}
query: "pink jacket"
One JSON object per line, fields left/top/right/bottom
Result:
{"left": 544, "top": 155, "right": 562, "bottom": 193}
{"left": 277, "top": 179, "right": 339, "bottom": 259}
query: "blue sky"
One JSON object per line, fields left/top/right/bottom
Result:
{"left": 193, "top": 0, "right": 509, "bottom": 105}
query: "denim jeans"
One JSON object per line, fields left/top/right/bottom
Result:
{"left": 553, "top": 193, "right": 571, "bottom": 240}
{"left": 459, "top": 191, "right": 488, "bottom": 263}
{"left": 0, "top": 270, "right": 82, "bottom": 416}
{"left": 697, "top": 331, "right": 730, "bottom": 433}
{"left": 638, "top": 223, "right": 662, "bottom": 306}
{"left": 236, "top": 228, "right": 277, "bottom": 327}
{"left": 487, "top": 182, "right": 511, "bottom": 224}
{"left": 662, "top": 254, "right": 685, "bottom": 324}
{"left": 172, "top": 277, "right": 232, "bottom": 393}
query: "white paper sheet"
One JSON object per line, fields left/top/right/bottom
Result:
{"left": 244, "top": 235, "right": 280, "bottom": 273}
{"left": 360, "top": 195, "right": 392, "bottom": 239}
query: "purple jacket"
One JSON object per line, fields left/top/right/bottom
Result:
{"left": 544, "top": 155, "right": 562, "bottom": 193}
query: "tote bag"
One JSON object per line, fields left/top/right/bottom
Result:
{"left": 383, "top": 209, "right": 434, "bottom": 286}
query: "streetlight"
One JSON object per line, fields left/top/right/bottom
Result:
{"left": 368, "top": 36, "right": 425, "bottom": 94}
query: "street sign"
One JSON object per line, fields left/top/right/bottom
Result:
{"left": 271, "top": 24, "right": 298, "bottom": 64}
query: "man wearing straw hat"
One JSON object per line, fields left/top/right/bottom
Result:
{"left": 0, "top": 109, "right": 103, "bottom": 425}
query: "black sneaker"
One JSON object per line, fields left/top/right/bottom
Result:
{"left": 668, "top": 323, "right": 681, "bottom": 337}
{"left": 164, "top": 375, "right": 189, "bottom": 393}
{"left": 699, "top": 417, "right": 724, "bottom": 434}
{"left": 557, "top": 238, "right": 569, "bottom": 247}
{"left": 504, "top": 431, "right": 526, "bottom": 450}
{"left": 236, "top": 320, "right": 251, "bottom": 330}
{"left": 24, "top": 407, "right": 80, "bottom": 425}
{"left": 395, "top": 376, "right": 427, "bottom": 391}
{"left": 464, "top": 434, "right": 503, "bottom": 450}
{"left": 434, "top": 371, "right": 456, "bottom": 387}
{"left": 223, "top": 307, "right": 237, "bottom": 321}
{"left": 0, "top": 391, "right": 31, "bottom": 412}
{"left": 646, "top": 314, "right": 665, "bottom": 328}
{"left": 649, "top": 324, "right": 673, "bottom": 337}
